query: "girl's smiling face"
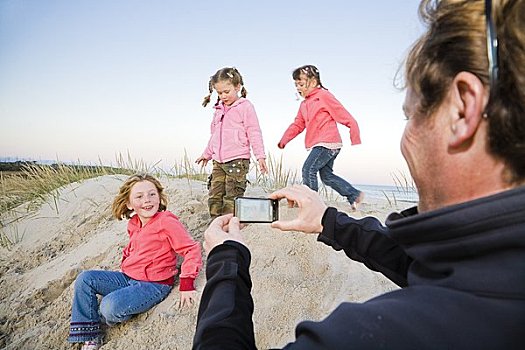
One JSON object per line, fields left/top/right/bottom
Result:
{"left": 214, "top": 80, "right": 241, "bottom": 106}
{"left": 127, "top": 180, "right": 160, "bottom": 225}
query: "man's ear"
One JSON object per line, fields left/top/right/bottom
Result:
{"left": 448, "top": 72, "right": 487, "bottom": 148}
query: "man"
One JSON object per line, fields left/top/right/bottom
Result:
{"left": 193, "top": 0, "right": 525, "bottom": 348}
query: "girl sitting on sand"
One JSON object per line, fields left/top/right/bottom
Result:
{"left": 278, "top": 65, "right": 364, "bottom": 210}
{"left": 196, "top": 67, "right": 268, "bottom": 218}
{"left": 67, "top": 174, "right": 202, "bottom": 350}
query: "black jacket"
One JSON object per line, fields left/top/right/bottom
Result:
{"left": 193, "top": 187, "right": 525, "bottom": 349}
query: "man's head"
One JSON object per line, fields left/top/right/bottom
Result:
{"left": 401, "top": 0, "right": 525, "bottom": 211}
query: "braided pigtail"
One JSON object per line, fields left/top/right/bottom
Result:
{"left": 202, "top": 78, "right": 214, "bottom": 107}
{"left": 232, "top": 67, "right": 248, "bottom": 98}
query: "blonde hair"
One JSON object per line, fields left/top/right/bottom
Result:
{"left": 202, "top": 67, "right": 248, "bottom": 107}
{"left": 404, "top": 0, "right": 525, "bottom": 183}
{"left": 112, "top": 173, "right": 168, "bottom": 220}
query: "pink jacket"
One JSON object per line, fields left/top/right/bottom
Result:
{"left": 278, "top": 88, "right": 361, "bottom": 149}
{"left": 202, "top": 98, "right": 266, "bottom": 163}
{"left": 121, "top": 211, "right": 202, "bottom": 291}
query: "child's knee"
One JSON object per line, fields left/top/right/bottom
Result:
{"left": 74, "top": 270, "right": 96, "bottom": 288}
{"left": 319, "top": 172, "right": 333, "bottom": 184}
{"left": 302, "top": 163, "right": 317, "bottom": 177}
{"left": 99, "top": 297, "right": 112, "bottom": 319}
{"left": 99, "top": 297, "right": 127, "bottom": 324}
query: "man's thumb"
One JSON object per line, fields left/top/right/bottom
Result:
{"left": 229, "top": 216, "right": 241, "bottom": 235}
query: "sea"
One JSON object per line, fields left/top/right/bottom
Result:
{"left": 314, "top": 183, "right": 419, "bottom": 205}
{"left": 355, "top": 184, "right": 419, "bottom": 204}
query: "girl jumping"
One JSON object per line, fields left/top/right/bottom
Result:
{"left": 278, "top": 65, "right": 364, "bottom": 209}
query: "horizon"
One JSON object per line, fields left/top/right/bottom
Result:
{"left": 1, "top": 1, "right": 424, "bottom": 186}
{"left": 0, "top": 156, "right": 417, "bottom": 190}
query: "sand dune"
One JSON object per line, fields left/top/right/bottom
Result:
{"left": 0, "top": 175, "right": 404, "bottom": 349}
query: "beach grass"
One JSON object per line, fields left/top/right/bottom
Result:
{"left": 0, "top": 154, "right": 160, "bottom": 247}
{"left": 381, "top": 170, "right": 417, "bottom": 206}
{"left": 0, "top": 161, "right": 132, "bottom": 215}
{"left": 0, "top": 154, "right": 417, "bottom": 248}
{"left": 254, "top": 153, "right": 299, "bottom": 192}
{"left": 0, "top": 152, "right": 299, "bottom": 247}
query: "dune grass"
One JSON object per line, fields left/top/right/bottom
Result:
{"left": 381, "top": 170, "right": 418, "bottom": 206}
{"left": 0, "top": 154, "right": 161, "bottom": 248}
{"left": 0, "top": 153, "right": 416, "bottom": 248}
{"left": 0, "top": 152, "right": 300, "bottom": 217}
{"left": 254, "top": 153, "right": 299, "bottom": 192}
{"left": 1, "top": 162, "right": 129, "bottom": 215}
{"left": 0, "top": 152, "right": 302, "bottom": 247}
{"left": 170, "top": 150, "right": 208, "bottom": 197}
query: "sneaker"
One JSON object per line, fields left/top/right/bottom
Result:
{"left": 81, "top": 340, "right": 101, "bottom": 350}
{"left": 351, "top": 192, "right": 364, "bottom": 211}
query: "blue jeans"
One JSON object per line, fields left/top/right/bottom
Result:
{"left": 68, "top": 270, "right": 172, "bottom": 343}
{"left": 302, "top": 146, "right": 361, "bottom": 203}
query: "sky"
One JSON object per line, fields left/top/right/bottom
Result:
{"left": 0, "top": 0, "right": 424, "bottom": 186}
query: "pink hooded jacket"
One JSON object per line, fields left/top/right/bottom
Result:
{"left": 201, "top": 98, "right": 266, "bottom": 163}
{"left": 121, "top": 211, "right": 202, "bottom": 291}
{"left": 278, "top": 88, "right": 361, "bottom": 149}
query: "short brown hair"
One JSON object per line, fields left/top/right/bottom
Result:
{"left": 404, "top": 0, "right": 525, "bottom": 183}
{"left": 111, "top": 173, "right": 168, "bottom": 220}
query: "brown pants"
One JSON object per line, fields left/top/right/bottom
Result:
{"left": 208, "top": 159, "right": 250, "bottom": 218}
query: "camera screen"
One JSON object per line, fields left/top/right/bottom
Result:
{"left": 234, "top": 197, "right": 277, "bottom": 223}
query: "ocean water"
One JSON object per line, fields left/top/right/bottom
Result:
{"left": 248, "top": 174, "right": 419, "bottom": 204}
{"left": 355, "top": 184, "right": 419, "bottom": 204}
{"left": 316, "top": 183, "right": 419, "bottom": 204}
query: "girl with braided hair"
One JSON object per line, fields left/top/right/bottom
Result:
{"left": 278, "top": 65, "right": 364, "bottom": 210}
{"left": 196, "top": 67, "right": 268, "bottom": 219}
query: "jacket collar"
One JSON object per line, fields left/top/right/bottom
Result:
{"left": 129, "top": 211, "right": 162, "bottom": 229}
{"left": 385, "top": 186, "right": 525, "bottom": 297}
{"left": 214, "top": 97, "right": 246, "bottom": 111}
{"left": 304, "top": 87, "right": 323, "bottom": 99}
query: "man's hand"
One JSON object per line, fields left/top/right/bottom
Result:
{"left": 204, "top": 214, "right": 246, "bottom": 254}
{"left": 269, "top": 185, "right": 327, "bottom": 233}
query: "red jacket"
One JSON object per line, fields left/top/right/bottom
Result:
{"left": 121, "top": 211, "right": 202, "bottom": 291}
{"left": 279, "top": 88, "right": 361, "bottom": 149}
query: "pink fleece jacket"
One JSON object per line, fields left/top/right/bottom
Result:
{"left": 121, "top": 211, "right": 202, "bottom": 291}
{"left": 201, "top": 98, "right": 266, "bottom": 163}
{"left": 278, "top": 88, "right": 361, "bottom": 149}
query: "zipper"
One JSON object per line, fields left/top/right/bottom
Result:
{"left": 218, "top": 110, "right": 225, "bottom": 161}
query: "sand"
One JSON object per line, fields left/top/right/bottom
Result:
{"left": 0, "top": 175, "right": 408, "bottom": 349}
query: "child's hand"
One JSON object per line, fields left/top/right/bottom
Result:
{"left": 179, "top": 290, "right": 198, "bottom": 309}
{"left": 195, "top": 156, "right": 209, "bottom": 167}
{"left": 258, "top": 159, "right": 268, "bottom": 174}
